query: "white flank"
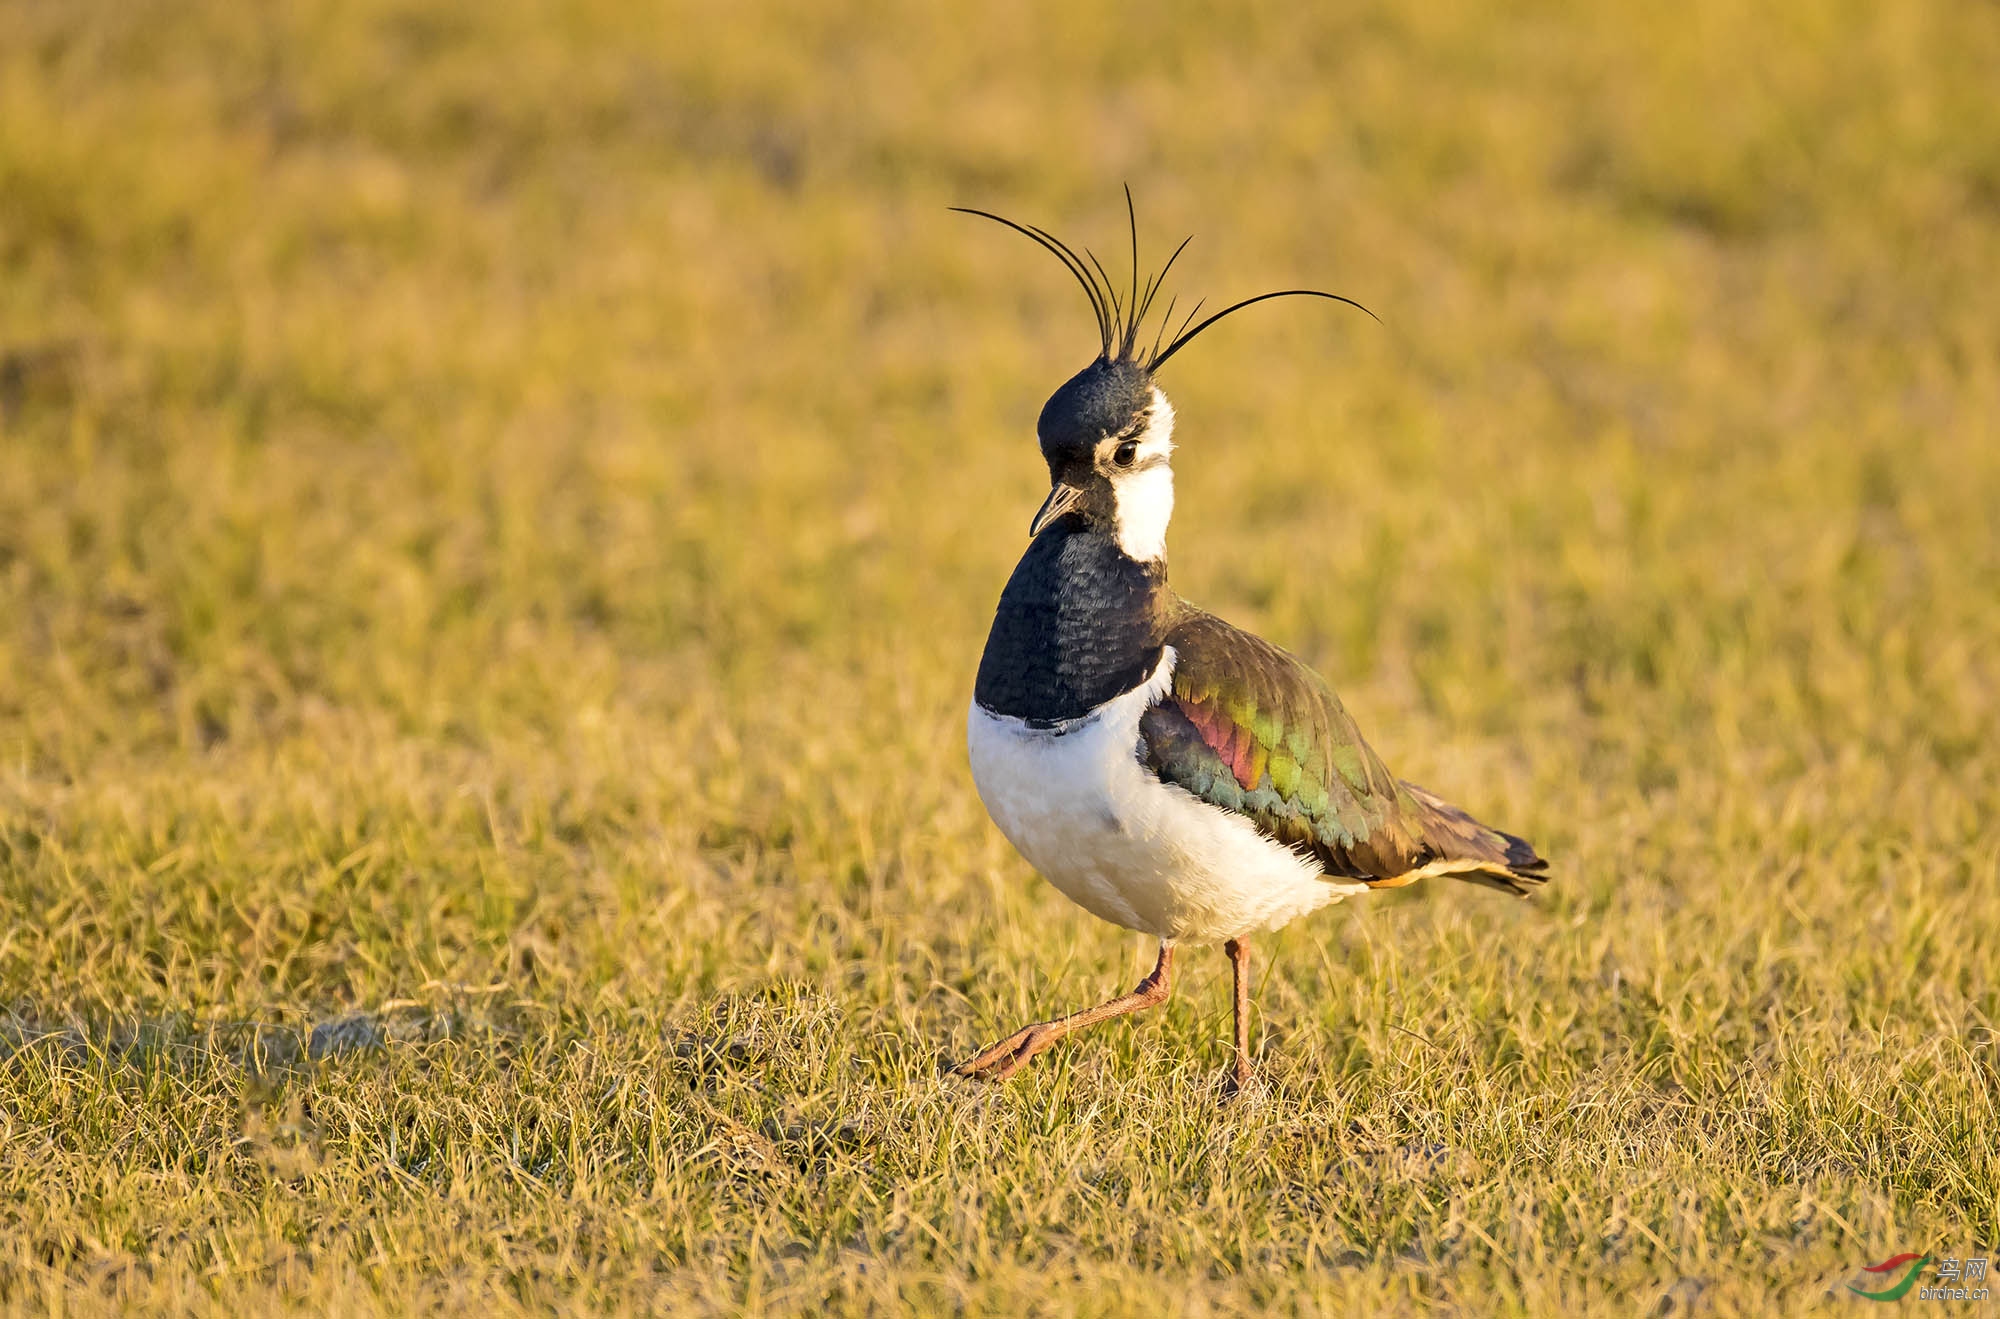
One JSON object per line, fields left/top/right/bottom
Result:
{"left": 1110, "top": 390, "right": 1176, "bottom": 564}
{"left": 966, "top": 647, "right": 1367, "bottom": 943}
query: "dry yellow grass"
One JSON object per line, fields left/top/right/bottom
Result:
{"left": 2, "top": 0, "right": 1998, "bottom": 1313}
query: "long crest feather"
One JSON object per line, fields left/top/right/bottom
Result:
{"left": 1123, "top": 185, "right": 1142, "bottom": 360}
{"left": 1084, "top": 247, "right": 1122, "bottom": 335}
{"left": 949, "top": 207, "right": 1114, "bottom": 356}
{"left": 1146, "top": 294, "right": 1179, "bottom": 367}
{"left": 1147, "top": 289, "right": 1381, "bottom": 371}
{"left": 1030, "top": 223, "right": 1116, "bottom": 350}
{"left": 953, "top": 191, "right": 1377, "bottom": 371}
{"left": 1137, "top": 234, "right": 1194, "bottom": 337}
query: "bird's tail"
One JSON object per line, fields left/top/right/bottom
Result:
{"left": 1390, "top": 781, "right": 1550, "bottom": 897}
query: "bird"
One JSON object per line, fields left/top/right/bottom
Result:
{"left": 954, "top": 192, "right": 1549, "bottom": 1093}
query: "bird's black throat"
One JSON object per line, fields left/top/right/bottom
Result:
{"left": 974, "top": 522, "right": 1168, "bottom": 728}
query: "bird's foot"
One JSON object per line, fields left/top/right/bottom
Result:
{"left": 952, "top": 945, "right": 1176, "bottom": 1084}
{"left": 951, "top": 1020, "right": 1065, "bottom": 1082}
{"left": 1220, "top": 1064, "right": 1263, "bottom": 1103}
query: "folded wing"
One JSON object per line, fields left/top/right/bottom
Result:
{"left": 1138, "top": 609, "right": 1547, "bottom": 894}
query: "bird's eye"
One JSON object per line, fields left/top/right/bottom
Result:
{"left": 1112, "top": 440, "right": 1140, "bottom": 468}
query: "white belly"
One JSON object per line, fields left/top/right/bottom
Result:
{"left": 966, "top": 649, "right": 1365, "bottom": 943}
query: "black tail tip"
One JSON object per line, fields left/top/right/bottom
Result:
{"left": 1499, "top": 830, "right": 1549, "bottom": 876}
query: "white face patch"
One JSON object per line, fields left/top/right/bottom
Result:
{"left": 1107, "top": 389, "right": 1176, "bottom": 563}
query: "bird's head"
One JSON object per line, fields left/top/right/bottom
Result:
{"left": 1030, "top": 355, "right": 1176, "bottom": 562}
{"left": 956, "top": 188, "right": 1376, "bottom": 567}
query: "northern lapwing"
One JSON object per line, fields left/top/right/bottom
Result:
{"left": 955, "top": 193, "right": 1549, "bottom": 1092}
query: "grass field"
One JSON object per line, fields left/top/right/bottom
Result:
{"left": 4, "top": 0, "right": 1999, "bottom": 1313}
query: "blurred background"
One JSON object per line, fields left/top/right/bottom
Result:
{"left": 1, "top": 0, "right": 1996, "bottom": 1312}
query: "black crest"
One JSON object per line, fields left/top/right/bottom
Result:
{"left": 952, "top": 185, "right": 1379, "bottom": 374}
{"left": 1034, "top": 357, "right": 1153, "bottom": 460}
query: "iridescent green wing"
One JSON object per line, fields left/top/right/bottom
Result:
{"left": 1138, "top": 608, "right": 1438, "bottom": 882}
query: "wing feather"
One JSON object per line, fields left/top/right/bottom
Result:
{"left": 1138, "top": 607, "right": 1548, "bottom": 892}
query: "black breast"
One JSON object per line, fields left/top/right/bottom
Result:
{"left": 974, "top": 526, "right": 1167, "bottom": 727}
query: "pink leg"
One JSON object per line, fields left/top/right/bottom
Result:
{"left": 1223, "top": 937, "right": 1254, "bottom": 1094}
{"left": 955, "top": 943, "right": 1176, "bottom": 1081}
